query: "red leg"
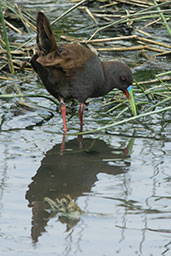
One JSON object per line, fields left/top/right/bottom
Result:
{"left": 78, "top": 103, "right": 84, "bottom": 131}
{"left": 60, "top": 133, "right": 66, "bottom": 155}
{"left": 60, "top": 99, "right": 67, "bottom": 133}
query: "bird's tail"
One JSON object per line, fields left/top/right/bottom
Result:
{"left": 36, "top": 12, "right": 57, "bottom": 55}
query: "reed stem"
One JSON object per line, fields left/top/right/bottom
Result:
{"left": 153, "top": 0, "right": 171, "bottom": 37}
{"left": 0, "top": 4, "right": 15, "bottom": 74}
{"left": 71, "top": 106, "right": 171, "bottom": 135}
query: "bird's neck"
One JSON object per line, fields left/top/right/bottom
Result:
{"left": 101, "top": 61, "right": 116, "bottom": 93}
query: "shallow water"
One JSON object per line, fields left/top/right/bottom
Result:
{"left": 0, "top": 1, "right": 171, "bottom": 255}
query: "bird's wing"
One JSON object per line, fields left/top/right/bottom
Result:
{"left": 36, "top": 43, "right": 95, "bottom": 76}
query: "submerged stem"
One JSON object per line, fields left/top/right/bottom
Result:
{"left": 70, "top": 106, "right": 171, "bottom": 135}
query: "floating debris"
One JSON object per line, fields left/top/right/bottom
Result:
{"left": 44, "top": 195, "right": 83, "bottom": 219}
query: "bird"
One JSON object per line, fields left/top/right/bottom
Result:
{"left": 31, "top": 12, "right": 136, "bottom": 133}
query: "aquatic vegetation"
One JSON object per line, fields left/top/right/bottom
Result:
{"left": 0, "top": 0, "right": 170, "bottom": 133}
{"left": 44, "top": 195, "right": 83, "bottom": 219}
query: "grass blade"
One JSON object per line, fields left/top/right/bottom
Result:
{"left": 0, "top": 4, "right": 15, "bottom": 74}
{"left": 153, "top": 0, "right": 171, "bottom": 37}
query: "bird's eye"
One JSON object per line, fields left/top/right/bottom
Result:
{"left": 121, "top": 76, "right": 126, "bottom": 81}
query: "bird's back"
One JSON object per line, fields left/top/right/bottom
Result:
{"left": 31, "top": 12, "right": 105, "bottom": 102}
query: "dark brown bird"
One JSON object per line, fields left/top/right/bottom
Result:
{"left": 31, "top": 12, "right": 136, "bottom": 133}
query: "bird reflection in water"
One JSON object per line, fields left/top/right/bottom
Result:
{"left": 26, "top": 136, "right": 134, "bottom": 242}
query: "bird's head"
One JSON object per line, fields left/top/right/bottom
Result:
{"left": 108, "top": 61, "right": 137, "bottom": 116}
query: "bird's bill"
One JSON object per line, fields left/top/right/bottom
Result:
{"left": 125, "top": 85, "right": 137, "bottom": 116}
